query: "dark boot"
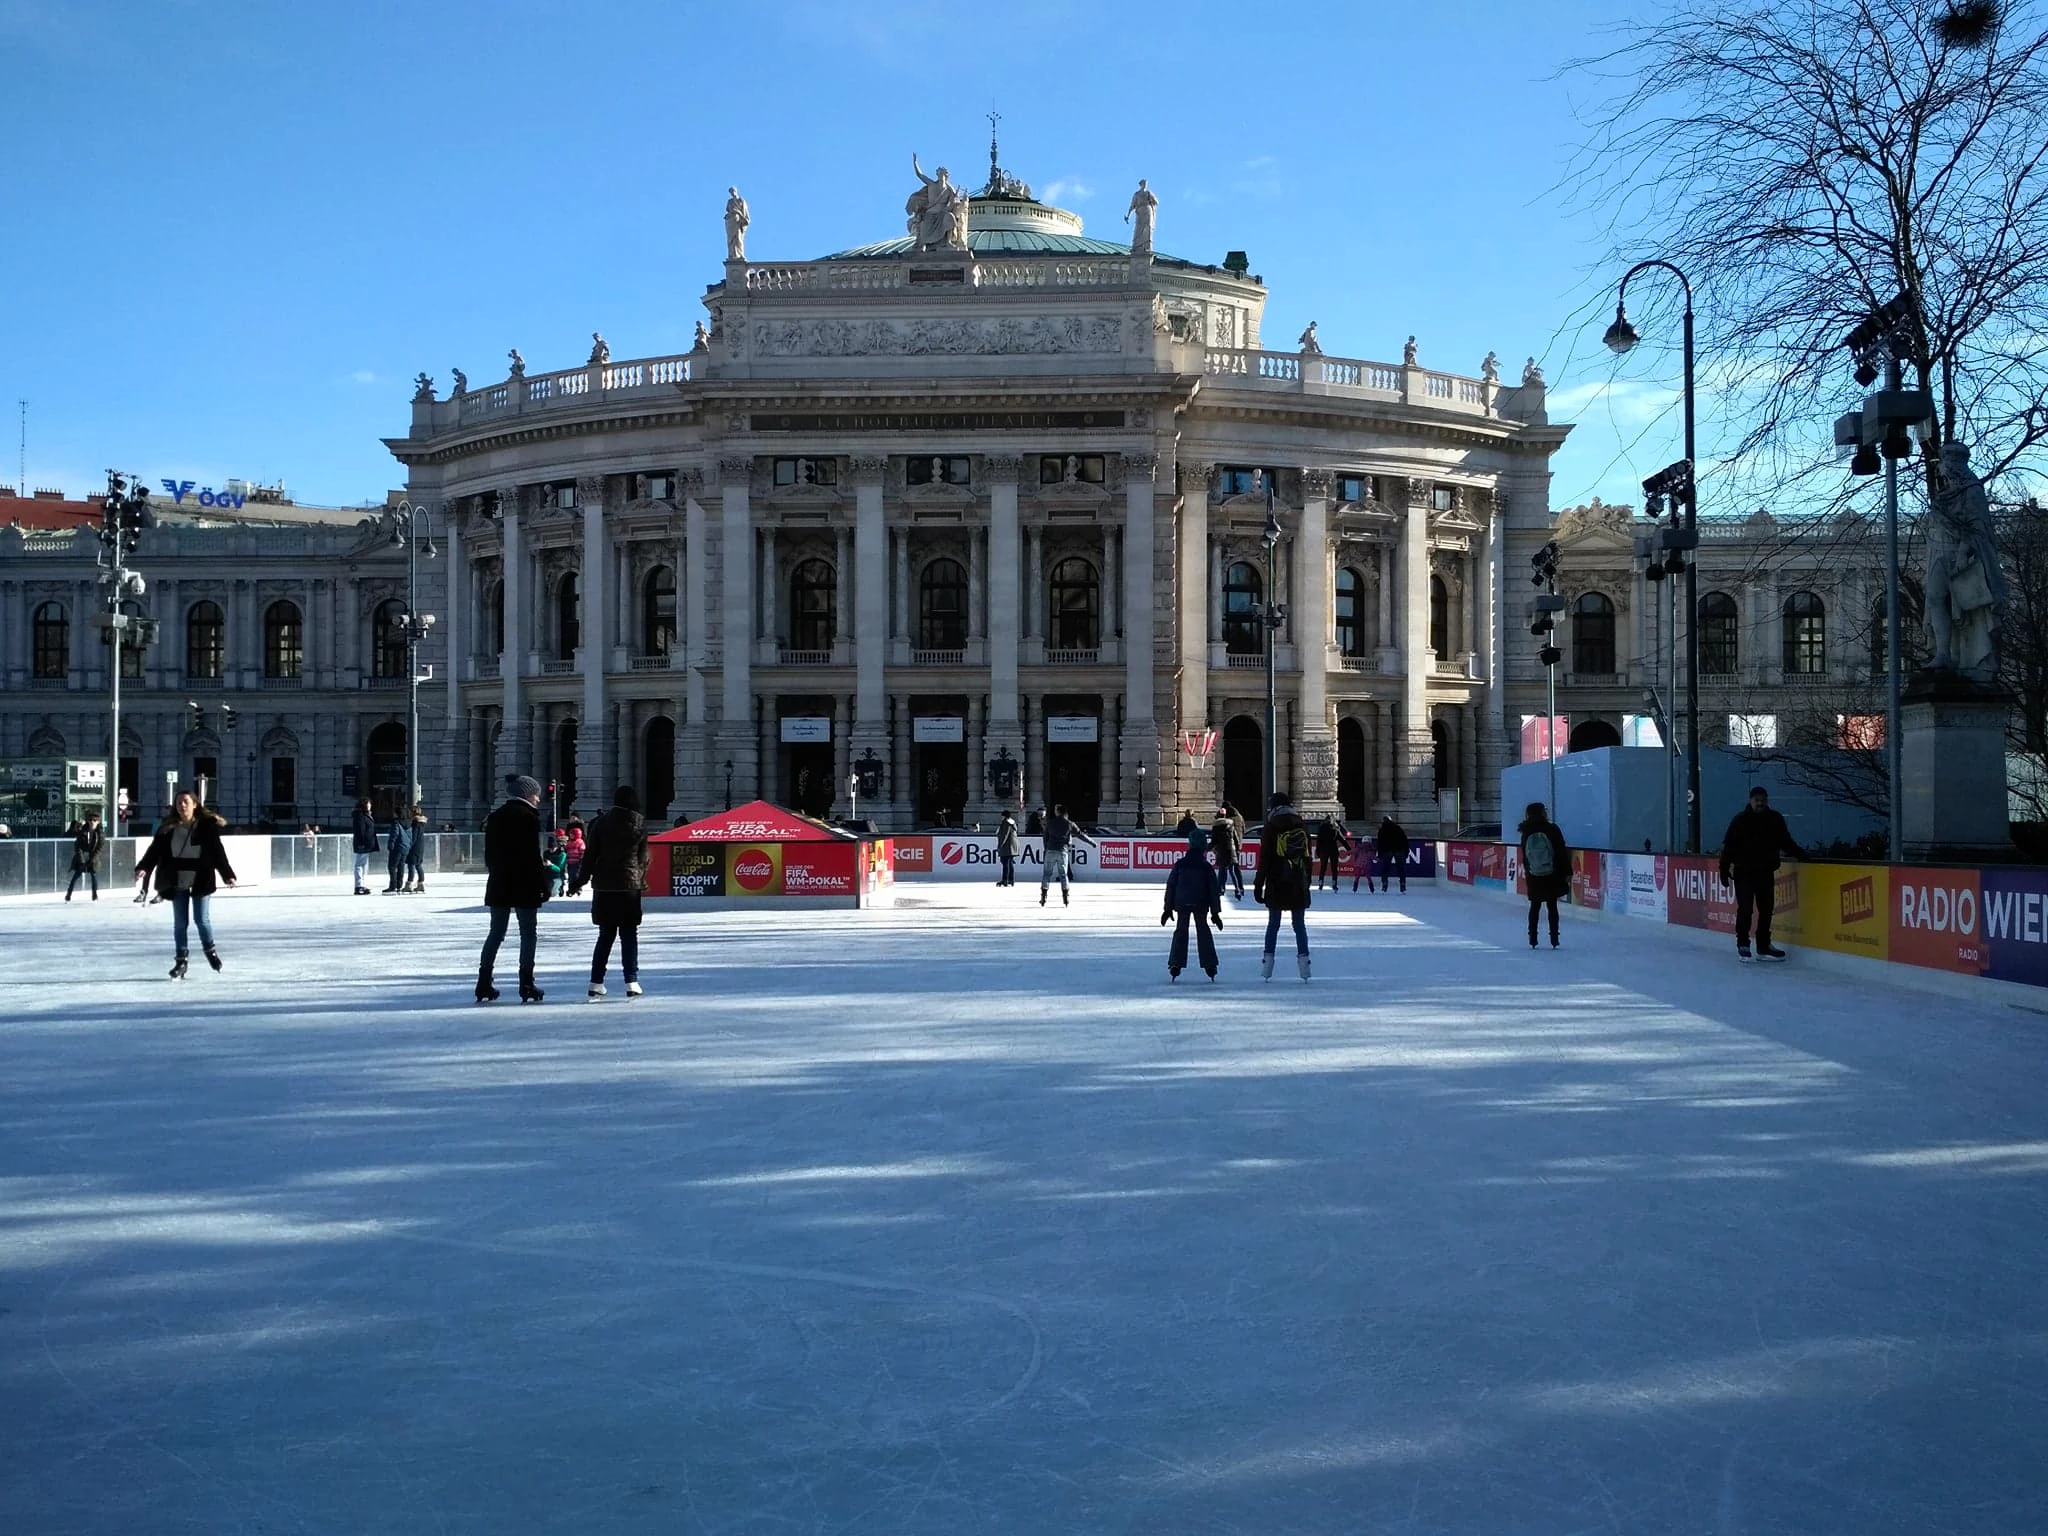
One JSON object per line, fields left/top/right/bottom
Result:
{"left": 169, "top": 953, "right": 188, "bottom": 980}
{"left": 204, "top": 947, "right": 222, "bottom": 972}
{"left": 476, "top": 974, "right": 499, "bottom": 1003}
{"left": 519, "top": 974, "right": 544, "bottom": 1004}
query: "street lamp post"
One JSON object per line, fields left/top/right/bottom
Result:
{"left": 1136, "top": 760, "right": 1147, "bottom": 831}
{"left": 388, "top": 501, "right": 438, "bottom": 817}
{"left": 1260, "top": 478, "right": 1285, "bottom": 807}
{"left": 1605, "top": 260, "right": 1702, "bottom": 852}
{"left": 1531, "top": 541, "right": 1564, "bottom": 817}
{"left": 723, "top": 758, "right": 735, "bottom": 811}
{"left": 95, "top": 472, "right": 153, "bottom": 832}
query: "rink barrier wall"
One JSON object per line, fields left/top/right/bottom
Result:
{"left": 0, "top": 832, "right": 484, "bottom": 898}
{"left": 1440, "top": 840, "right": 2048, "bottom": 1012}
{"left": 891, "top": 834, "right": 1436, "bottom": 884}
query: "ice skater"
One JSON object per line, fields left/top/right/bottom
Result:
{"left": 477, "top": 776, "right": 551, "bottom": 1003}
{"left": 65, "top": 810, "right": 103, "bottom": 901}
{"left": 1518, "top": 801, "right": 1569, "bottom": 949}
{"left": 404, "top": 803, "right": 429, "bottom": 891}
{"left": 1313, "top": 815, "right": 1351, "bottom": 891}
{"left": 134, "top": 791, "right": 237, "bottom": 978}
{"left": 385, "top": 804, "right": 413, "bottom": 892}
{"left": 1719, "top": 785, "right": 1802, "bottom": 962}
{"left": 1255, "top": 790, "right": 1313, "bottom": 980}
{"left": 570, "top": 784, "right": 649, "bottom": 999}
{"left": 996, "top": 809, "right": 1020, "bottom": 886}
{"left": 1210, "top": 802, "right": 1245, "bottom": 899}
{"left": 1039, "top": 803, "right": 1092, "bottom": 906}
{"left": 1161, "top": 826, "right": 1224, "bottom": 981}
{"left": 1361, "top": 814, "right": 1410, "bottom": 893}
{"left": 350, "top": 797, "right": 378, "bottom": 895}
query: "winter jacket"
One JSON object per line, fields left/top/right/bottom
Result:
{"left": 1210, "top": 816, "right": 1240, "bottom": 862}
{"left": 351, "top": 809, "right": 378, "bottom": 853}
{"left": 574, "top": 808, "right": 648, "bottom": 894}
{"left": 482, "top": 798, "right": 551, "bottom": 909}
{"left": 1043, "top": 814, "right": 1074, "bottom": 851}
{"left": 1719, "top": 805, "right": 1802, "bottom": 882}
{"left": 1164, "top": 850, "right": 1223, "bottom": 917}
{"left": 1255, "top": 809, "right": 1313, "bottom": 911}
{"left": 1518, "top": 819, "right": 1570, "bottom": 902}
{"left": 1314, "top": 819, "right": 1349, "bottom": 859}
{"left": 135, "top": 813, "right": 237, "bottom": 898}
{"left": 387, "top": 817, "right": 415, "bottom": 857}
{"left": 70, "top": 824, "right": 103, "bottom": 872}
{"left": 1174, "top": 812, "right": 1200, "bottom": 836}
{"left": 1376, "top": 818, "right": 1411, "bottom": 862}
{"left": 996, "top": 819, "right": 1020, "bottom": 856}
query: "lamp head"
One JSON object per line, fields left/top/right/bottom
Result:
{"left": 1850, "top": 441, "right": 1882, "bottom": 477}
{"left": 1602, "top": 302, "right": 1639, "bottom": 355}
{"left": 388, "top": 526, "right": 405, "bottom": 549}
{"left": 421, "top": 536, "right": 438, "bottom": 559}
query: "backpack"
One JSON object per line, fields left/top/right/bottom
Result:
{"left": 1522, "top": 828, "right": 1555, "bottom": 879}
{"left": 1276, "top": 823, "right": 1311, "bottom": 884}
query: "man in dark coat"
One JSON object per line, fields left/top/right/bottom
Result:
{"left": 995, "top": 811, "right": 1020, "bottom": 887}
{"left": 66, "top": 811, "right": 104, "bottom": 901}
{"left": 350, "top": 798, "right": 378, "bottom": 895}
{"left": 1313, "top": 815, "right": 1351, "bottom": 891}
{"left": 1161, "top": 827, "right": 1224, "bottom": 981}
{"left": 570, "top": 784, "right": 650, "bottom": 999}
{"left": 385, "top": 807, "right": 414, "bottom": 893}
{"left": 1254, "top": 791, "right": 1313, "bottom": 981}
{"left": 478, "top": 776, "right": 551, "bottom": 1003}
{"left": 1719, "top": 786, "right": 1803, "bottom": 961}
{"left": 1211, "top": 804, "right": 1245, "bottom": 900}
{"left": 1517, "top": 802, "right": 1570, "bottom": 949}
{"left": 1363, "top": 815, "right": 1411, "bottom": 894}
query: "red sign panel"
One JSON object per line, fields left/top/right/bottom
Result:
{"left": 1667, "top": 856, "right": 1736, "bottom": 932}
{"left": 784, "top": 841, "right": 858, "bottom": 897}
{"left": 1890, "top": 868, "right": 1987, "bottom": 974}
{"left": 893, "top": 836, "right": 931, "bottom": 873}
{"left": 1570, "top": 850, "right": 1606, "bottom": 910}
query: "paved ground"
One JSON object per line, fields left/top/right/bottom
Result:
{"left": 2, "top": 875, "right": 2045, "bottom": 1534}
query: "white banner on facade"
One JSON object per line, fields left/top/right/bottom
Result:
{"left": 779, "top": 716, "right": 832, "bottom": 744}
{"left": 913, "top": 716, "right": 964, "bottom": 744}
{"left": 1046, "top": 715, "right": 1099, "bottom": 744}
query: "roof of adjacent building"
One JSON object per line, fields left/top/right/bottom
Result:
{"left": 0, "top": 491, "right": 101, "bottom": 530}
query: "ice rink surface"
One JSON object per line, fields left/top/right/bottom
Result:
{"left": 2, "top": 874, "right": 2046, "bottom": 1535}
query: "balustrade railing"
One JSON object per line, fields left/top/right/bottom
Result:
{"left": 1201, "top": 349, "right": 1500, "bottom": 416}
{"left": 445, "top": 355, "right": 695, "bottom": 427}
{"left": 910, "top": 648, "right": 965, "bottom": 666}
{"left": 629, "top": 654, "right": 673, "bottom": 672}
{"left": 1042, "top": 647, "right": 1100, "bottom": 665}
{"left": 1225, "top": 652, "right": 1267, "bottom": 669}
{"left": 777, "top": 648, "right": 832, "bottom": 667}
{"left": 539, "top": 657, "right": 576, "bottom": 675}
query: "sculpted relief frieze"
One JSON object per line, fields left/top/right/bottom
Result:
{"left": 751, "top": 314, "right": 1125, "bottom": 359}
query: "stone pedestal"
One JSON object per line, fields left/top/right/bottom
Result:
{"left": 1296, "top": 725, "right": 1340, "bottom": 818}
{"left": 1901, "top": 671, "right": 2013, "bottom": 861}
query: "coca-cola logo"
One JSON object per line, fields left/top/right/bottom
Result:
{"left": 733, "top": 851, "right": 776, "bottom": 891}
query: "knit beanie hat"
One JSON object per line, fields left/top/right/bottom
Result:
{"left": 508, "top": 775, "right": 542, "bottom": 802}
{"left": 1188, "top": 827, "right": 1209, "bottom": 855}
{"left": 612, "top": 784, "right": 642, "bottom": 811}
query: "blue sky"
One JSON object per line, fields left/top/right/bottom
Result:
{"left": 1, "top": 0, "right": 1682, "bottom": 509}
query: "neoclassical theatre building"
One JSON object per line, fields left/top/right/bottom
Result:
{"left": 392, "top": 158, "right": 1572, "bottom": 829}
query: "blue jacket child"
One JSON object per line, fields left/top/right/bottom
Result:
{"left": 1161, "top": 827, "right": 1225, "bottom": 981}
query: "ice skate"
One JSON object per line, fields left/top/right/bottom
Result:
{"left": 519, "top": 978, "right": 545, "bottom": 1004}
{"left": 204, "top": 947, "right": 222, "bottom": 973}
{"left": 1260, "top": 951, "right": 1275, "bottom": 981}
{"left": 625, "top": 981, "right": 643, "bottom": 998}
{"left": 1168, "top": 967, "right": 1181, "bottom": 982}
{"left": 1039, "top": 888, "right": 1047, "bottom": 906}
{"left": 1204, "top": 967, "right": 1217, "bottom": 982}
{"left": 1758, "top": 945, "right": 1788, "bottom": 962}
{"left": 1737, "top": 943, "right": 1753, "bottom": 962}
{"left": 587, "top": 983, "right": 606, "bottom": 1001}
{"left": 169, "top": 954, "right": 188, "bottom": 980}
{"left": 1061, "top": 888, "right": 1069, "bottom": 906}
{"left": 1297, "top": 953, "right": 1311, "bottom": 981}
{"left": 475, "top": 977, "right": 499, "bottom": 1003}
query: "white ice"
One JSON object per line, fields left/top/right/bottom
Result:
{"left": 3, "top": 876, "right": 2046, "bottom": 1534}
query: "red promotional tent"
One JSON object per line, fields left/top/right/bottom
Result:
{"left": 644, "top": 800, "right": 891, "bottom": 906}
{"left": 649, "top": 800, "right": 853, "bottom": 844}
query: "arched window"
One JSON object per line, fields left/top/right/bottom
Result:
{"left": 790, "top": 559, "right": 836, "bottom": 651}
{"left": 1335, "top": 567, "right": 1367, "bottom": 657}
{"left": 1572, "top": 592, "right": 1616, "bottom": 675}
{"left": 1869, "top": 582, "right": 1925, "bottom": 674}
{"left": 918, "top": 558, "right": 967, "bottom": 650}
{"left": 32, "top": 602, "right": 67, "bottom": 679}
{"left": 1223, "top": 561, "right": 1263, "bottom": 654}
{"left": 1699, "top": 591, "right": 1739, "bottom": 675}
{"left": 643, "top": 565, "right": 676, "bottom": 658}
{"left": 644, "top": 716, "right": 676, "bottom": 813}
{"left": 484, "top": 579, "right": 504, "bottom": 655}
{"left": 372, "top": 599, "right": 408, "bottom": 679}
{"left": 1429, "top": 574, "right": 1450, "bottom": 658}
{"left": 1048, "top": 558, "right": 1100, "bottom": 649}
{"left": 186, "top": 600, "right": 225, "bottom": 680}
{"left": 1783, "top": 591, "right": 1826, "bottom": 675}
{"left": 264, "top": 600, "right": 302, "bottom": 679}
{"left": 556, "top": 573, "right": 580, "bottom": 659}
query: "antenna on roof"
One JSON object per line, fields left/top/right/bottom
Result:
{"left": 17, "top": 400, "right": 24, "bottom": 501}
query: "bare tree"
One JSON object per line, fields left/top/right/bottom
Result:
{"left": 1566, "top": 0, "right": 2048, "bottom": 508}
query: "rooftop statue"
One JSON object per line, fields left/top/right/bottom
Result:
{"left": 589, "top": 333, "right": 610, "bottom": 366}
{"left": 907, "top": 155, "right": 969, "bottom": 252}
{"left": 1481, "top": 351, "right": 1499, "bottom": 384}
{"left": 692, "top": 321, "right": 711, "bottom": 352}
{"left": 1403, "top": 335, "right": 1419, "bottom": 367}
{"left": 1297, "top": 321, "right": 1322, "bottom": 355}
{"left": 724, "top": 186, "right": 749, "bottom": 261}
{"left": 1125, "top": 178, "right": 1157, "bottom": 257}
{"left": 412, "top": 372, "right": 435, "bottom": 403}
{"left": 1522, "top": 356, "right": 1544, "bottom": 387}
{"left": 1927, "top": 440, "right": 2006, "bottom": 682}
{"left": 451, "top": 367, "right": 468, "bottom": 396}
{"left": 508, "top": 348, "right": 526, "bottom": 379}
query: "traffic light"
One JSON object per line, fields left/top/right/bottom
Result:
{"left": 221, "top": 705, "right": 238, "bottom": 732}
{"left": 186, "top": 701, "right": 205, "bottom": 733}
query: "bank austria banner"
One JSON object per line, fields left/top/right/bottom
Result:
{"left": 895, "top": 833, "right": 1435, "bottom": 884}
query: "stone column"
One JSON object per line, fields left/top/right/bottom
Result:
{"left": 1459, "top": 702, "right": 1479, "bottom": 820}
{"left": 1178, "top": 462, "right": 1212, "bottom": 773}
{"left": 1376, "top": 545, "right": 1394, "bottom": 657}
{"left": 985, "top": 457, "right": 1024, "bottom": 795}
{"left": 1399, "top": 480, "right": 1436, "bottom": 820}
{"left": 494, "top": 488, "right": 530, "bottom": 785}
{"left": 1476, "top": 489, "right": 1506, "bottom": 821}
{"left": 760, "top": 525, "right": 778, "bottom": 647}
{"left": 834, "top": 525, "right": 852, "bottom": 662}
{"left": 1119, "top": 452, "right": 1158, "bottom": 823}
{"left": 718, "top": 457, "right": 756, "bottom": 796}
{"left": 890, "top": 691, "right": 910, "bottom": 816}
{"left": 1025, "top": 526, "right": 1043, "bottom": 643}
{"left": 577, "top": 475, "right": 611, "bottom": 809}
{"left": 442, "top": 512, "right": 465, "bottom": 817}
{"left": 1295, "top": 470, "right": 1337, "bottom": 813}
{"left": 1209, "top": 535, "right": 1226, "bottom": 646}
{"left": 967, "top": 694, "right": 985, "bottom": 823}
{"left": 682, "top": 479, "right": 710, "bottom": 814}
{"left": 893, "top": 526, "right": 911, "bottom": 657}
{"left": 852, "top": 458, "right": 890, "bottom": 786}
{"left": 968, "top": 524, "right": 984, "bottom": 644}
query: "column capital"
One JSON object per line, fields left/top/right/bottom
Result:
{"left": 1179, "top": 459, "right": 1214, "bottom": 490}
{"left": 1404, "top": 476, "right": 1433, "bottom": 507}
{"left": 852, "top": 455, "right": 889, "bottom": 482}
{"left": 716, "top": 456, "right": 754, "bottom": 483}
{"left": 575, "top": 474, "right": 605, "bottom": 503}
{"left": 1122, "top": 451, "right": 1159, "bottom": 478}
{"left": 1300, "top": 468, "right": 1333, "bottom": 499}
{"left": 983, "top": 454, "right": 1022, "bottom": 478}
{"left": 680, "top": 467, "right": 706, "bottom": 500}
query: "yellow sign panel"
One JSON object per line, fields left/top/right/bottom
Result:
{"left": 1796, "top": 863, "right": 1888, "bottom": 961}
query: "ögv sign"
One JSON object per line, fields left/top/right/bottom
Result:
{"left": 160, "top": 480, "right": 248, "bottom": 510}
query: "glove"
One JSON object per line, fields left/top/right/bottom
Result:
{"left": 1160, "top": 911, "right": 1170, "bottom": 926}
{"left": 1718, "top": 866, "right": 1732, "bottom": 885}
{"left": 1212, "top": 911, "right": 1223, "bottom": 927}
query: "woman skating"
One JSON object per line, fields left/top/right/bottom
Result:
{"left": 569, "top": 785, "right": 650, "bottom": 999}
{"left": 66, "top": 811, "right": 104, "bottom": 901}
{"left": 134, "top": 791, "right": 238, "bottom": 977}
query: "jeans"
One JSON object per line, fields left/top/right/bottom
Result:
{"left": 353, "top": 851, "right": 371, "bottom": 889}
{"left": 1168, "top": 910, "right": 1218, "bottom": 974}
{"left": 67, "top": 867, "right": 98, "bottom": 898}
{"left": 479, "top": 905, "right": 539, "bottom": 980}
{"left": 388, "top": 844, "right": 408, "bottom": 888}
{"left": 592, "top": 923, "right": 638, "bottom": 983}
{"left": 171, "top": 891, "right": 215, "bottom": 954}
{"left": 1377, "top": 855, "right": 1406, "bottom": 893}
{"left": 997, "top": 853, "right": 1015, "bottom": 886}
{"left": 406, "top": 844, "right": 426, "bottom": 884}
{"left": 1040, "top": 847, "right": 1071, "bottom": 892}
{"left": 1263, "top": 905, "right": 1309, "bottom": 956}
{"left": 1317, "top": 854, "right": 1339, "bottom": 889}
{"left": 1217, "top": 856, "right": 1243, "bottom": 898}
{"left": 1733, "top": 875, "right": 1776, "bottom": 948}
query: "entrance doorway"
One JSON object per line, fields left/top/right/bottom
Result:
{"left": 1222, "top": 715, "right": 1263, "bottom": 818}
{"left": 1337, "top": 717, "right": 1366, "bottom": 821}
{"left": 784, "top": 741, "right": 835, "bottom": 818}
{"left": 367, "top": 722, "right": 407, "bottom": 821}
{"left": 914, "top": 741, "right": 967, "bottom": 825}
{"left": 643, "top": 717, "right": 675, "bottom": 815}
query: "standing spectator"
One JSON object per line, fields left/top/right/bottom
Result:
{"left": 1173, "top": 808, "right": 1200, "bottom": 836}
{"left": 545, "top": 833, "right": 570, "bottom": 898}
{"left": 995, "top": 810, "right": 1020, "bottom": 887}
{"left": 350, "top": 798, "right": 378, "bottom": 896}
{"left": 1161, "top": 826, "right": 1224, "bottom": 981}
{"left": 1255, "top": 791, "right": 1314, "bottom": 980}
{"left": 571, "top": 785, "right": 650, "bottom": 999}
{"left": 385, "top": 805, "right": 414, "bottom": 893}
{"left": 1313, "top": 815, "right": 1351, "bottom": 891}
{"left": 1025, "top": 805, "right": 1045, "bottom": 836}
{"left": 478, "top": 776, "right": 550, "bottom": 1003}
{"left": 1719, "top": 786, "right": 1803, "bottom": 962}
{"left": 1517, "top": 801, "right": 1570, "bottom": 950}
{"left": 1363, "top": 815, "right": 1411, "bottom": 894}
{"left": 564, "top": 819, "right": 587, "bottom": 890}
{"left": 65, "top": 811, "right": 104, "bottom": 901}
{"left": 135, "top": 791, "right": 237, "bottom": 977}
{"left": 1211, "top": 803, "right": 1245, "bottom": 900}
{"left": 404, "top": 804, "right": 430, "bottom": 892}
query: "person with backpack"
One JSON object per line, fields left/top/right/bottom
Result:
{"left": 65, "top": 811, "right": 104, "bottom": 901}
{"left": 1254, "top": 790, "right": 1313, "bottom": 981}
{"left": 995, "top": 810, "right": 1020, "bottom": 887}
{"left": 350, "top": 798, "right": 378, "bottom": 895}
{"left": 1161, "top": 826, "right": 1225, "bottom": 981}
{"left": 1719, "top": 785, "right": 1804, "bottom": 961}
{"left": 569, "top": 784, "right": 650, "bottom": 999}
{"left": 1361, "top": 815, "right": 1411, "bottom": 893}
{"left": 1518, "top": 801, "right": 1570, "bottom": 949}
{"left": 1313, "top": 815, "right": 1351, "bottom": 891}
{"left": 1210, "top": 804, "right": 1245, "bottom": 900}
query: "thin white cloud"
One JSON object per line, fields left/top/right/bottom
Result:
{"left": 1040, "top": 178, "right": 1094, "bottom": 203}
{"left": 1548, "top": 378, "right": 1681, "bottom": 427}
{"left": 350, "top": 369, "right": 378, "bottom": 385}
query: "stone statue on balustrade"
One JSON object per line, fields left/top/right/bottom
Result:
{"left": 1481, "top": 351, "right": 1499, "bottom": 384}
{"left": 1124, "top": 178, "right": 1157, "bottom": 256}
{"left": 412, "top": 373, "right": 435, "bottom": 403}
{"left": 1926, "top": 440, "right": 2006, "bottom": 682}
{"left": 907, "top": 156, "right": 969, "bottom": 252}
{"left": 589, "top": 333, "right": 610, "bottom": 366}
{"left": 1297, "top": 322, "right": 1322, "bottom": 355}
{"left": 1403, "top": 335, "right": 1419, "bottom": 367}
{"left": 508, "top": 348, "right": 526, "bottom": 378}
{"left": 450, "top": 367, "right": 467, "bottom": 396}
{"left": 692, "top": 321, "right": 711, "bottom": 352}
{"left": 1522, "top": 356, "right": 1544, "bottom": 387}
{"left": 724, "top": 187, "right": 750, "bottom": 261}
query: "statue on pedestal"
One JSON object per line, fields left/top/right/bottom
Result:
{"left": 1522, "top": 357, "right": 1545, "bottom": 387}
{"left": 692, "top": 321, "right": 711, "bottom": 352}
{"left": 1403, "top": 335, "right": 1419, "bottom": 367}
{"left": 450, "top": 367, "right": 467, "bottom": 396}
{"left": 1125, "top": 178, "right": 1157, "bottom": 256}
{"left": 724, "top": 187, "right": 749, "bottom": 261}
{"left": 508, "top": 348, "right": 526, "bottom": 379}
{"left": 906, "top": 156, "right": 969, "bottom": 252}
{"left": 1481, "top": 351, "right": 1499, "bottom": 384}
{"left": 412, "top": 373, "right": 435, "bottom": 403}
{"left": 589, "top": 333, "right": 610, "bottom": 366}
{"left": 1926, "top": 440, "right": 2006, "bottom": 681}
{"left": 1298, "top": 321, "right": 1322, "bottom": 355}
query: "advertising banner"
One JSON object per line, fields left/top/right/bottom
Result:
{"left": 1979, "top": 867, "right": 2048, "bottom": 987}
{"left": 1889, "top": 867, "right": 1986, "bottom": 975}
{"left": 1445, "top": 841, "right": 1477, "bottom": 885}
{"left": 1619, "top": 854, "right": 1669, "bottom": 921}
{"left": 1795, "top": 863, "right": 1882, "bottom": 960}
{"left": 912, "top": 716, "right": 964, "bottom": 743}
{"left": 726, "top": 843, "right": 785, "bottom": 897}
{"left": 779, "top": 717, "right": 831, "bottom": 743}
{"left": 1507, "top": 841, "right": 1524, "bottom": 896}
{"left": 668, "top": 844, "right": 726, "bottom": 898}
{"left": 923, "top": 833, "right": 1097, "bottom": 880}
{"left": 893, "top": 836, "right": 932, "bottom": 875}
{"left": 1570, "top": 850, "right": 1606, "bottom": 910}
{"left": 1477, "top": 843, "right": 1507, "bottom": 890}
{"left": 783, "top": 841, "right": 858, "bottom": 897}
{"left": 1667, "top": 856, "right": 1735, "bottom": 933}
